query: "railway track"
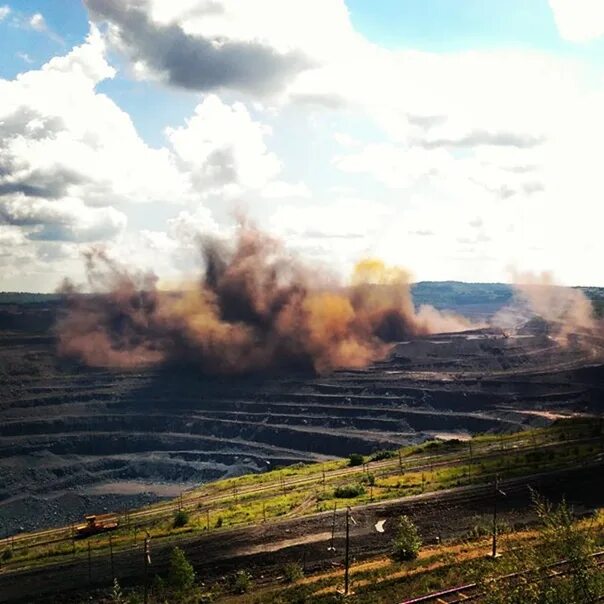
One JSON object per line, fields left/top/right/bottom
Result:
{"left": 399, "top": 551, "right": 604, "bottom": 603}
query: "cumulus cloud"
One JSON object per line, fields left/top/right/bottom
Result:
{"left": 549, "top": 0, "right": 604, "bottom": 42}
{"left": 166, "top": 95, "right": 281, "bottom": 194}
{"left": 0, "top": 5, "right": 10, "bottom": 21}
{"left": 0, "top": 27, "right": 190, "bottom": 242}
{"left": 0, "top": 196, "right": 126, "bottom": 242}
{"left": 84, "top": 0, "right": 312, "bottom": 95}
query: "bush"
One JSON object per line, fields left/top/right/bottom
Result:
{"left": 334, "top": 483, "right": 366, "bottom": 498}
{"left": 1, "top": 548, "right": 12, "bottom": 561}
{"left": 369, "top": 450, "right": 397, "bottom": 462}
{"left": 391, "top": 515, "right": 422, "bottom": 562}
{"left": 110, "top": 578, "right": 125, "bottom": 604}
{"left": 479, "top": 494, "right": 604, "bottom": 603}
{"left": 173, "top": 509, "right": 190, "bottom": 528}
{"left": 283, "top": 562, "right": 304, "bottom": 583}
{"left": 360, "top": 473, "right": 376, "bottom": 486}
{"left": 215, "top": 516, "right": 223, "bottom": 528}
{"left": 231, "top": 569, "right": 252, "bottom": 594}
{"left": 151, "top": 575, "right": 166, "bottom": 599}
{"left": 348, "top": 453, "right": 364, "bottom": 467}
{"left": 167, "top": 546, "right": 195, "bottom": 591}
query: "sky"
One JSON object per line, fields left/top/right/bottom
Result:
{"left": 1, "top": 1, "right": 604, "bottom": 292}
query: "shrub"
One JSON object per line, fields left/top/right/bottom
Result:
{"left": 334, "top": 483, "right": 366, "bottom": 498}
{"left": 231, "top": 569, "right": 252, "bottom": 594}
{"left": 110, "top": 578, "right": 125, "bottom": 604}
{"left": 360, "top": 473, "right": 376, "bottom": 486}
{"left": 369, "top": 450, "right": 397, "bottom": 462}
{"left": 151, "top": 575, "right": 166, "bottom": 599}
{"left": 348, "top": 453, "right": 364, "bottom": 467}
{"left": 283, "top": 562, "right": 304, "bottom": 583}
{"left": 167, "top": 546, "right": 195, "bottom": 591}
{"left": 173, "top": 509, "right": 190, "bottom": 528}
{"left": 479, "top": 494, "right": 604, "bottom": 603}
{"left": 215, "top": 516, "right": 223, "bottom": 528}
{"left": 1, "top": 548, "right": 12, "bottom": 561}
{"left": 391, "top": 515, "right": 422, "bottom": 562}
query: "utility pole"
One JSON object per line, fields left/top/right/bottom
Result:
{"left": 491, "top": 475, "right": 506, "bottom": 558}
{"left": 87, "top": 542, "right": 91, "bottom": 584}
{"left": 143, "top": 536, "right": 151, "bottom": 604}
{"left": 109, "top": 534, "right": 115, "bottom": 580}
{"left": 206, "top": 508, "right": 210, "bottom": 531}
{"left": 343, "top": 506, "right": 356, "bottom": 596}
{"left": 328, "top": 503, "right": 337, "bottom": 552}
{"left": 344, "top": 507, "right": 350, "bottom": 596}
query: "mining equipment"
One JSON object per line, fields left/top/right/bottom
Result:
{"left": 75, "top": 514, "right": 119, "bottom": 538}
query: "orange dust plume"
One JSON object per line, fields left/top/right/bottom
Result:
{"left": 57, "top": 224, "right": 474, "bottom": 375}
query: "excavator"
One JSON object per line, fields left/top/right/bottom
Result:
{"left": 75, "top": 514, "right": 119, "bottom": 538}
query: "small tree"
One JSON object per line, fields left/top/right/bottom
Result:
{"left": 168, "top": 546, "right": 195, "bottom": 592}
{"left": 348, "top": 453, "right": 364, "bottom": 467}
{"left": 110, "top": 578, "right": 125, "bottom": 604}
{"left": 173, "top": 509, "right": 189, "bottom": 528}
{"left": 283, "top": 561, "right": 304, "bottom": 583}
{"left": 480, "top": 493, "right": 603, "bottom": 604}
{"left": 231, "top": 569, "right": 252, "bottom": 594}
{"left": 391, "top": 515, "right": 422, "bottom": 562}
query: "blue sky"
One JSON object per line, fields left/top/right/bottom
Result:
{"left": 1, "top": 1, "right": 604, "bottom": 291}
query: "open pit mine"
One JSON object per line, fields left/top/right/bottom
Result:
{"left": 1, "top": 290, "right": 603, "bottom": 536}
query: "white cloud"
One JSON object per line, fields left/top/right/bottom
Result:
{"left": 16, "top": 52, "right": 33, "bottom": 64}
{"left": 261, "top": 180, "right": 310, "bottom": 199}
{"left": 166, "top": 94, "right": 281, "bottom": 195}
{"left": 335, "top": 144, "right": 454, "bottom": 190}
{"left": 29, "top": 12, "right": 45, "bottom": 31}
{"left": 0, "top": 195, "right": 126, "bottom": 242}
{"left": 0, "top": 5, "right": 10, "bottom": 21}
{"left": 0, "top": 27, "right": 190, "bottom": 217}
{"left": 549, "top": 0, "right": 604, "bottom": 42}
{"left": 268, "top": 197, "right": 391, "bottom": 274}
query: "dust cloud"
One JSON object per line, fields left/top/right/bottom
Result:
{"left": 57, "top": 223, "right": 473, "bottom": 375}
{"left": 493, "top": 270, "right": 600, "bottom": 345}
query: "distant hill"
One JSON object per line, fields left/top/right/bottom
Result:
{"left": 0, "top": 293, "right": 62, "bottom": 305}
{"left": 411, "top": 281, "right": 514, "bottom": 308}
{"left": 2, "top": 283, "right": 603, "bottom": 315}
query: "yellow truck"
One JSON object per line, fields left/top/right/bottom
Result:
{"left": 75, "top": 514, "right": 119, "bottom": 538}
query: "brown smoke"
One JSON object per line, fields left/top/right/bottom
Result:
{"left": 57, "top": 223, "right": 473, "bottom": 375}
